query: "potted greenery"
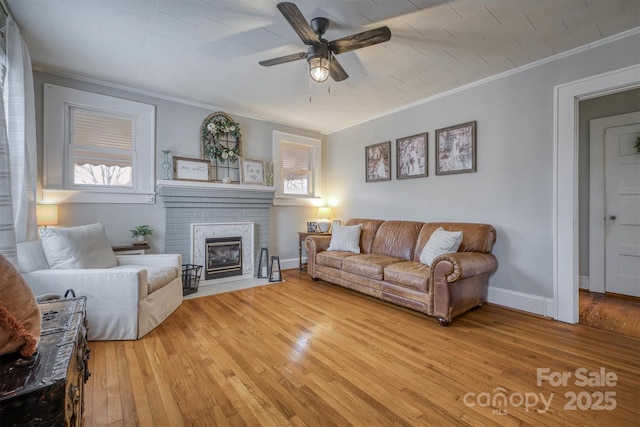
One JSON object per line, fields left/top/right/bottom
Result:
{"left": 130, "top": 225, "right": 153, "bottom": 245}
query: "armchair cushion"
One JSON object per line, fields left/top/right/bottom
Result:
{"left": 40, "top": 222, "right": 117, "bottom": 269}
{"left": 146, "top": 266, "right": 179, "bottom": 293}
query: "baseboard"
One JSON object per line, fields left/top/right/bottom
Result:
{"left": 487, "top": 286, "right": 554, "bottom": 318}
{"left": 280, "top": 257, "right": 302, "bottom": 271}
{"left": 579, "top": 275, "right": 589, "bottom": 290}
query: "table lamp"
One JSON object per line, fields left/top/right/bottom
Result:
{"left": 317, "top": 207, "right": 331, "bottom": 233}
{"left": 36, "top": 204, "right": 59, "bottom": 228}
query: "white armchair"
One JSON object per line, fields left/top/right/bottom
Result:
{"left": 17, "top": 240, "right": 183, "bottom": 341}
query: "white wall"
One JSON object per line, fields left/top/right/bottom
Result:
{"left": 324, "top": 33, "right": 640, "bottom": 306}
{"left": 33, "top": 71, "right": 324, "bottom": 261}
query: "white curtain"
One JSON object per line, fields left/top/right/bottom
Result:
{"left": 4, "top": 16, "right": 37, "bottom": 242}
{"left": 0, "top": 29, "right": 16, "bottom": 263}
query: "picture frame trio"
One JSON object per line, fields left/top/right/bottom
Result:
{"left": 365, "top": 121, "right": 477, "bottom": 183}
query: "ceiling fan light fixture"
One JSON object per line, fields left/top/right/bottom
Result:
{"left": 309, "top": 56, "right": 330, "bottom": 82}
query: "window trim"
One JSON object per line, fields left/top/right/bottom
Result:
{"left": 273, "top": 130, "right": 322, "bottom": 205}
{"left": 43, "top": 84, "right": 156, "bottom": 204}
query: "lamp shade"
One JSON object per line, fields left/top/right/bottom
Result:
{"left": 36, "top": 204, "right": 59, "bottom": 226}
{"left": 317, "top": 207, "right": 331, "bottom": 220}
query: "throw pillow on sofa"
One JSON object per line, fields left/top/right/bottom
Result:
{"left": 40, "top": 222, "right": 117, "bottom": 269}
{"left": 328, "top": 224, "right": 363, "bottom": 253}
{"left": 420, "top": 227, "right": 463, "bottom": 266}
{"left": 0, "top": 254, "right": 41, "bottom": 357}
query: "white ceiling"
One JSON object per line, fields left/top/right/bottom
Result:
{"left": 5, "top": 0, "right": 640, "bottom": 133}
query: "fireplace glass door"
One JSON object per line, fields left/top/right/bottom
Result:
{"left": 205, "top": 237, "right": 242, "bottom": 280}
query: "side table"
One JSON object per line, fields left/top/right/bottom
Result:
{"left": 112, "top": 243, "right": 150, "bottom": 255}
{"left": 298, "top": 232, "right": 331, "bottom": 270}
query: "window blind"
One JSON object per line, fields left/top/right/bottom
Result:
{"left": 282, "top": 142, "right": 311, "bottom": 171}
{"left": 71, "top": 107, "right": 133, "bottom": 167}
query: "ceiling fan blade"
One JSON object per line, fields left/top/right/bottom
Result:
{"left": 277, "top": 2, "right": 321, "bottom": 46}
{"left": 259, "top": 52, "right": 307, "bottom": 67}
{"left": 329, "top": 55, "right": 348, "bottom": 82}
{"left": 330, "top": 26, "right": 391, "bottom": 55}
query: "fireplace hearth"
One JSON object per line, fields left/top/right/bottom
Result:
{"left": 205, "top": 237, "right": 242, "bottom": 280}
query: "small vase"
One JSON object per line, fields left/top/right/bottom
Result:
{"left": 265, "top": 161, "right": 274, "bottom": 186}
{"left": 133, "top": 235, "right": 147, "bottom": 245}
{"left": 161, "top": 149, "right": 172, "bottom": 180}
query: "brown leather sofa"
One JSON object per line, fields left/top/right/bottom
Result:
{"left": 305, "top": 219, "right": 498, "bottom": 325}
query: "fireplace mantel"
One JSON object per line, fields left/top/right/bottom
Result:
{"left": 157, "top": 179, "right": 276, "bottom": 193}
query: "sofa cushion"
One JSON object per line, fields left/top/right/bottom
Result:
{"left": 370, "top": 221, "right": 424, "bottom": 260}
{"left": 316, "top": 251, "right": 355, "bottom": 269}
{"left": 40, "top": 222, "right": 117, "bottom": 269}
{"left": 384, "top": 261, "right": 430, "bottom": 292}
{"left": 419, "top": 227, "right": 462, "bottom": 266}
{"left": 147, "top": 266, "right": 179, "bottom": 293}
{"left": 342, "top": 254, "right": 403, "bottom": 280}
{"left": 328, "top": 224, "right": 362, "bottom": 253}
{"left": 416, "top": 223, "right": 495, "bottom": 255}
{"left": 17, "top": 240, "right": 49, "bottom": 273}
{"left": 344, "top": 219, "right": 385, "bottom": 254}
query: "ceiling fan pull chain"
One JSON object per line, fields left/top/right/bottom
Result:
{"left": 328, "top": 55, "right": 331, "bottom": 94}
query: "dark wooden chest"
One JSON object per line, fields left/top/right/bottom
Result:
{"left": 0, "top": 297, "right": 90, "bottom": 426}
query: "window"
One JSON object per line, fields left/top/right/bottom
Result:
{"left": 282, "top": 142, "right": 313, "bottom": 195}
{"left": 273, "top": 131, "right": 322, "bottom": 202}
{"left": 69, "top": 107, "right": 134, "bottom": 188}
{"left": 44, "top": 84, "right": 155, "bottom": 203}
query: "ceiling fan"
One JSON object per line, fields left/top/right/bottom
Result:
{"left": 259, "top": 2, "right": 392, "bottom": 83}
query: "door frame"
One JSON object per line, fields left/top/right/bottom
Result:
{"left": 554, "top": 64, "right": 640, "bottom": 324}
{"left": 589, "top": 112, "right": 640, "bottom": 293}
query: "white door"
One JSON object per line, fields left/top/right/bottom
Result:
{"left": 604, "top": 124, "right": 640, "bottom": 297}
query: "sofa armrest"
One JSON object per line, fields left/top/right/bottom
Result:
{"left": 430, "top": 252, "right": 498, "bottom": 323}
{"left": 116, "top": 254, "right": 182, "bottom": 270}
{"left": 305, "top": 235, "right": 331, "bottom": 276}
{"left": 23, "top": 267, "right": 149, "bottom": 301}
{"left": 431, "top": 252, "right": 498, "bottom": 284}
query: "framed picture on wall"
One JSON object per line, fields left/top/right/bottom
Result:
{"left": 435, "top": 121, "right": 477, "bottom": 175}
{"left": 396, "top": 133, "right": 428, "bottom": 179}
{"left": 365, "top": 141, "right": 391, "bottom": 182}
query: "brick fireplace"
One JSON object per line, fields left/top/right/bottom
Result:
{"left": 157, "top": 180, "right": 275, "bottom": 285}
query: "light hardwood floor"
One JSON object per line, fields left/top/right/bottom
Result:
{"left": 85, "top": 270, "right": 640, "bottom": 426}
{"left": 579, "top": 289, "right": 640, "bottom": 339}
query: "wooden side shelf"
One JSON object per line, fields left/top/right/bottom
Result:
{"left": 112, "top": 244, "right": 150, "bottom": 255}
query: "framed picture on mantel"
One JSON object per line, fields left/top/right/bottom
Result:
{"left": 173, "top": 156, "right": 210, "bottom": 181}
{"left": 240, "top": 158, "right": 265, "bottom": 185}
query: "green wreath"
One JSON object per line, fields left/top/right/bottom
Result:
{"left": 201, "top": 113, "right": 242, "bottom": 163}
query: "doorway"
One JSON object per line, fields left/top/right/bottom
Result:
{"left": 554, "top": 64, "right": 640, "bottom": 324}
